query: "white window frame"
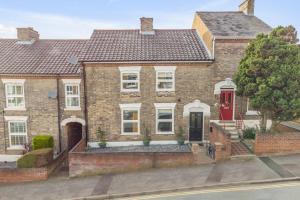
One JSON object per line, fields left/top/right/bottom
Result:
{"left": 62, "top": 79, "right": 81, "bottom": 111}
{"left": 4, "top": 116, "right": 28, "bottom": 150}
{"left": 119, "top": 103, "right": 141, "bottom": 135}
{"left": 118, "top": 66, "right": 141, "bottom": 92}
{"left": 154, "top": 103, "right": 176, "bottom": 135}
{"left": 2, "top": 79, "right": 26, "bottom": 111}
{"left": 154, "top": 66, "right": 176, "bottom": 92}
{"left": 246, "top": 98, "right": 259, "bottom": 115}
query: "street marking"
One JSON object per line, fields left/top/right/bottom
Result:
{"left": 118, "top": 182, "right": 300, "bottom": 200}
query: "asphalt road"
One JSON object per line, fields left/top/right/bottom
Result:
{"left": 121, "top": 181, "right": 300, "bottom": 200}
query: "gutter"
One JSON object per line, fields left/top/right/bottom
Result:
{"left": 80, "top": 60, "right": 214, "bottom": 64}
{"left": 82, "top": 63, "right": 89, "bottom": 145}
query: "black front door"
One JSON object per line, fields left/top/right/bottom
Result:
{"left": 189, "top": 112, "right": 203, "bottom": 141}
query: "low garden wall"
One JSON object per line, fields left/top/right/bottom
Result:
{"left": 0, "top": 150, "right": 67, "bottom": 183}
{"left": 209, "top": 122, "right": 232, "bottom": 161}
{"left": 254, "top": 132, "right": 300, "bottom": 155}
{"left": 69, "top": 139, "right": 195, "bottom": 177}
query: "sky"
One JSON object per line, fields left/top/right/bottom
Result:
{"left": 0, "top": 0, "right": 299, "bottom": 39}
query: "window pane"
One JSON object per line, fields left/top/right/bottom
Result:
{"left": 8, "top": 97, "right": 24, "bottom": 107}
{"left": 123, "top": 122, "right": 138, "bottom": 133}
{"left": 158, "top": 122, "right": 172, "bottom": 132}
{"left": 123, "top": 110, "right": 138, "bottom": 120}
{"left": 11, "top": 135, "right": 27, "bottom": 146}
{"left": 15, "top": 85, "right": 23, "bottom": 95}
{"left": 66, "top": 85, "right": 79, "bottom": 95}
{"left": 10, "top": 122, "right": 26, "bottom": 134}
{"left": 67, "top": 97, "right": 79, "bottom": 107}
{"left": 122, "top": 73, "right": 138, "bottom": 80}
{"left": 158, "top": 72, "right": 173, "bottom": 80}
{"left": 158, "top": 82, "right": 173, "bottom": 89}
{"left": 158, "top": 109, "right": 172, "bottom": 119}
{"left": 123, "top": 82, "right": 138, "bottom": 89}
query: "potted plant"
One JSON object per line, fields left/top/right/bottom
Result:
{"left": 96, "top": 127, "right": 107, "bottom": 148}
{"left": 176, "top": 126, "right": 185, "bottom": 145}
{"left": 142, "top": 125, "right": 151, "bottom": 146}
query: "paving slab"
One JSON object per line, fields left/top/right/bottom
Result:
{"left": 270, "top": 154, "right": 300, "bottom": 177}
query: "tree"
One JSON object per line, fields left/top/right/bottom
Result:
{"left": 234, "top": 26, "right": 300, "bottom": 131}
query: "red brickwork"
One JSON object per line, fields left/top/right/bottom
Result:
{"left": 255, "top": 132, "right": 300, "bottom": 155}
{"left": 209, "top": 122, "right": 232, "bottom": 161}
{"left": 0, "top": 150, "right": 66, "bottom": 183}
{"left": 69, "top": 151, "right": 195, "bottom": 177}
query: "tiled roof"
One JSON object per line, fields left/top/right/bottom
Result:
{"left": 197, "top": 12, "right": 272, "bottom": 38}
{"left": 79, "top": 29, "right": 211, "bottom": 62}
{"left": 0, "top": 39, "right": 87, "bottom": 75}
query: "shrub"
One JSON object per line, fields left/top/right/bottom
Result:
{"left": 32, "top": 135, "right": 54, "bottom": 150}
{"left": 17, "top": 148, "right": 53, "bottom": 168}
{"left": 142, "top": 125, "right": 151, "bottom": 146}
{"left": 96, "top": 127, "right": 107, "bottom": 148}
{"left": 176, "top": 126, "right": 185, "bottom": 145}
{"left": 243, "top": 127, "right": 256, "bottom": 140}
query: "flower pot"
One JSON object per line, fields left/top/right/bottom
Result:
{"left": 98, "top": 142, "right": 107, "bottom": 148}
{"left": 177, "top": 138, "right": 185, "bottom": 145}
{"left": 143, "top": 140, "right": 150, "bottom": 146}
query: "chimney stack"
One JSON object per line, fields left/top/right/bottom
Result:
{"left": 239, "top": 0, "right": 255, "bottom": 15}
{"left": 140, "top": 17, "right": 154, "bottom": 35}
{"left": 17, "top": 27, "right": 39, "bottom": 41}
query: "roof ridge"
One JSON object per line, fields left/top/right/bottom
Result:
{"left": 93, "top": 29, "right": 195, "bottom": 31}
{"left": 197, "top": 11, "right": 243, "bottom": 13}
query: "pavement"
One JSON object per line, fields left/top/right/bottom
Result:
{"left": 1, "top": 154, "right": 300, "bottom": 200}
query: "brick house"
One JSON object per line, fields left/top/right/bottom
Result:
{"left": 0, "top": 0, "right": 271, "bottom": 160}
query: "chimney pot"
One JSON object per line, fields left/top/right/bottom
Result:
{"left": 140, "top": 17, "right": 154, "bottom": 35}
{"left": 239, "top": 0, "right": 255, "bottom": 15}
{"left": 17, "top": 27, "right": 39, "bottom": 41}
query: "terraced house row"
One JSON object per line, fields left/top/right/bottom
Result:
{"left": 0, "top": 0, "right": 272, "bottom": 160}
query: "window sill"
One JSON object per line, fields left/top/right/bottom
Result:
{"left": 121, "top": 90, "right": 140, "bottom": 93}
{"left": 6, "top": 146, "right": 25, "bottom": 150}
{"left": 4, "top": 107, "right": 26, "bottom": 111}
{"left": 121, "top": 133, "right": 140, "bottom": 136}
{"left": 246, "top": 111, "right": 259, "bottom": 116}
{"left": 64, "top": 107, "right": 81, "bottom": 111}
{"left": 156, "top": 132, "right": 175, "bottom": 135}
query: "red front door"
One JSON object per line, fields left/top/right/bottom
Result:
{"left": 219, "top": 90, "right": 234, "bottom": 120}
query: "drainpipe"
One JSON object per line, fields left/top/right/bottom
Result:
{"left": 82, "top": 63, "right": 89, "bottom": 144}
{"left": 2, "top": 110, "right": 6, "bottom": 154}
{"left": 56, "top": 77, "right": 62, "bottom": 153}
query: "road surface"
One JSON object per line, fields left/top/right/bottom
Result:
{"left": 120, "top": 181, "right": 300, "bottom": 200}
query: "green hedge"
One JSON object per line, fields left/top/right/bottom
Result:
{"left": 243, "top": 127, "right": 256, "bottom": 140}
{"left": 32, "top": 135, "right": 54, "bottom": 150}
{"left": 17, "top": 148, "right": 53, "bottom": 168}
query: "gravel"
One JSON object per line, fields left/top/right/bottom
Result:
{"left": 88, "top": 144, "right": 191, "bottom": 153}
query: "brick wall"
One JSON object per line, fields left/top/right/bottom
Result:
{"left": 0, "top": 150, "right": 66, "bottom": 183}
{"left": 209, "top": 122, "right": 231, "bottom": 161}
{"left": 69, "top": 149, "right": 195, "bottom": 177}
{"left": 0, "top": 77, "right": 85, "bottom": 154}
{"left": 255, "top": 132, "right": 300, "bottom": 155}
